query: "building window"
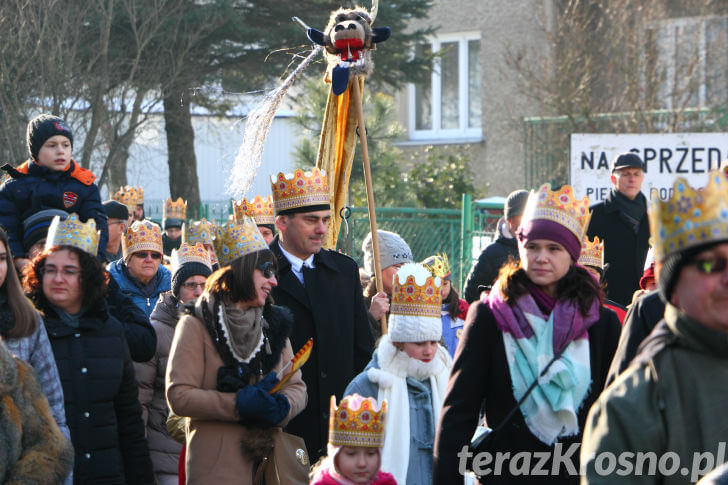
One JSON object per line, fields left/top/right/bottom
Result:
{"left": 647, "top": 16, "right": 728, "bottom": 109}
{"left": 408, "top": 33, "right": 482, "bottom": 141}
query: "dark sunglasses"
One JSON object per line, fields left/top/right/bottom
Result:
{"left": 132, "top": 251, "right": 162, "bottom": 260}
{"left": 256, "top": 261, "right": 276, "bottom": 279}
{"left": 689, "top": 256, "right": 728, "bottom": 275}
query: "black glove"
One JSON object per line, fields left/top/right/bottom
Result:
{"left": 235, "top": 373, "right": 290, "bottom": 426}
{"left": 217, "top": 362, "right": 253, "bottom": 392}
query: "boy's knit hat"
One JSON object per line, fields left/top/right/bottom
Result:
{"left": 362, "top": 230, "right": 413, "bottom": 276}
{"left": 22, "top": 209, "right": 69, "bottom": 251}
{"left": 27, "top": 114, "right": 73, "bottom": 161}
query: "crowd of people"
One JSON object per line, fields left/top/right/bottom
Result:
{"left": 0, "top": 112, "right": 726, "bottom": 485}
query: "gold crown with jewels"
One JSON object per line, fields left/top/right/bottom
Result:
{"left": 270, "top": 168, "right": 330, "bottom": 215}
{"left": 171, "top": 243, "right": 212, "bottom": 273}
{"left": 183, "top": 219, "right": 215, "bottom": 247}
{"left": 123, "top": 220, "right": 162, "bottom": 257}
{"left": 522, "top": 184, "right": 591, "bottom": 242}
{"left": 232, "top": 195, "right": 274, "bottom": 225}
{"left": 329, "top": 394, "right": 387, "bottom": 448}
{"left": 390, "top": 262, "right": 442, "bottom": 318}
{"left": 45, "top": 213, "right": 99, "bottom": 256}
{"left": 164, "top": 197, "right": 187, "bottom": 221}
{"left": 213, "top": 216, "right": 268, "bottom": 267}
{"left": 649, "top": 170, "right": 728, "bottom": 261}
{"left": 113, "top": 185, "right": 143, "bottom": 210}
{"left": 578, "top": 236, "right": 604, "bottom": 269}
{"left": 421, "top": 253, "right": 451, "bottom": 279}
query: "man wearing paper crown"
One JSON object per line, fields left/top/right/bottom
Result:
{"left": 578, "top": 236, "right": 627, "bottom": 324}
{"left": 134, "top": 242, "right": 211, "bottom": 484}
{"left": 433, "top": 184, "right": 621, "bottom": 484}
{"left": 162, "top": 197, "right": 186, "bottom": 256}
{"left": 166, "top": 215, "right": 307, "bottom": 484}
{"left": 346, "top": 263, "right": 452, "bottom": 485}
{"left": 309, "top": 394, "right": 396, "bottom": 485}
{"left": 233, "top": 195, "right": 276, "bottom": 244}
{"left": 268, "top": 167, "right": 374, "bottom": 462}
{"left": 113, "top": 185, "right": 142, "bottom": 225}
{"left": 107, "top": 220, "right": 171, "bottom": 318}
{"left": 23, "top": 213, "right": 154, "bottom": 483}
{"left": 582, "top": 170, "right": 728, "bottom": 483}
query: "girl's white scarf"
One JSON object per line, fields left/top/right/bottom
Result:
{"left": 366, "top": 334, "right": 452, "bottom": 485}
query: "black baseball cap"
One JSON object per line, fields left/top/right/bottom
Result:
{"left": 611, "top": 152, "right": 645, "bottom": 172}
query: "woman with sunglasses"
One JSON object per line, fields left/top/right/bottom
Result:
{"left": 107, "top": 220, "right": 171, "bottom": 317}
{"left": 433, "top": 185, "right": 621, "bottom": 484}
{"left": 134, "top": 243, "right": 212, "bottom": 485}
{"left": 23, "top": 213, "right": 154, "bottom": 484}
{"left": 166, "top": 218, "right": 306, "bottom": 484}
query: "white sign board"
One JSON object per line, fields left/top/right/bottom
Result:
{"left": 570, "top": 133, "right": 728, "bottom": 203}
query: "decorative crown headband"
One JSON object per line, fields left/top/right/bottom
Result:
{"left": 232, "top": 195, "right": 275, "bottom": 226}
{"left": 421, "top": 253, "right": 451, "bottom": 279}
{"left": 45, "top": 213, "right": 99, "bottom": 256}
{"left": 123, "top": 220, "right": 163, "bottom": 257}
{"left": 270, "top": 168, "right": 330, "bottom": 215}
{"left": 164, "top": 197, "right": 187, "bottom": 221}
{"left": 213, "top": 216, "right": 269, "bottom": 267}
{"left": 183, "top": 219, "right": 215, "bottom": 247}
{"left": 171, "top": 242, "right": 212, "bottom": 273}
{"left": 578, "top": 236, "right": 604, "bottom": 269}
{"left": 329, "top": 394, "right": 387, "bottom": 448}
{"left": 521, "top": 184, "right": 591, "bottom": 242}
{"left": 113, "top": 185, "right": 143, "bottom": 210}
{"left": 390, "top": 262, "right": 442, "bottom": 318}
{"left": 649, "top": 170, "right": 728, "bottom": 261}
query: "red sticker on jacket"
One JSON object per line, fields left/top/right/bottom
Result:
{"left": 63, "top": 191, "right": 79, "bottom": 208}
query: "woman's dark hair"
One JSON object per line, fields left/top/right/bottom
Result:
{"left": 0, "top": 228, "right": 38, "bottom": 338}
{"left": 496, "top": 260, "right": 603, "bottom": 316}
{"left": 205, "top": 249, "right": 277, "bottom": 305}
{"left": 23, "top": 245, "right": 109, "bottom": 311}
{"left": 443, "top": 280, "right": 461, "bottom": 320}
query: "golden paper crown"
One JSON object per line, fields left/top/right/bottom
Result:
{"left": 649, "top": 170, "right": 728, "bottom": 261}
{"left": 183, "top": 219, "right": 214, "bottom": 247}
{"left": 578, "top": 236, "right": 604, "bottom": 269}
{"left": 113, "top": 185, "right": 143, "bottom": 210}
{"left": 123, "top": 220, "right": 163, "bottom": 257}
{"left": 213, "top": 216, "right": 269, "bottom": 267}
{"left": 164, "top": 197, "right": 187, "bottom": 221}
{"left": 45, "top": 213, "right": 99, "bottom": 256}
{"left": 232, "top": 195, "right": 275, "bottom": 226}
{"left": 422, "top": 253, "right": 451, "bottom": 279}
{"left": 390, "top": 263, "right": 442, "bottom": 318}
{"left": 270, "top": 168, "right": 330, "bottom": 214}
{"left": 171, "top": 243, "right": 212, "bottom": 274}
{"left": 329, "top": 394, "right": 387, "bottom": 448}
{"left": 522, "top": 184, "right": 591, "bottom": 241}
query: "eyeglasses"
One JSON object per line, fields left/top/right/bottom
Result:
{"left": 182, "top": 281, "right": 206, "bottom": 290}
{"left": 689, "top": 256, "right": 728, "bottom": 275}
{"left": 41, "top": 266, "right": 80, "bottom": 278}
{"left": 256, "top": 261, "right": 276, "bottom": 279}
{"left": 132, "top": 251, "right": 162, "bottom": 260}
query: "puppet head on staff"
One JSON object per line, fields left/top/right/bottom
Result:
{"left": 305, "top": 4, "right": 390, "bottom": 94}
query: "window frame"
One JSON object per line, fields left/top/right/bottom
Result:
{"left": 407, "top": 32, "right": 483, "bottom": 142}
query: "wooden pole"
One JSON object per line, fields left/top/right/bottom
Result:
{"left": 350, "top": 78, "right": 387, "bottom": 334}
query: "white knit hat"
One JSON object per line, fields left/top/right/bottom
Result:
{"left": 361, "top": 230, "right": 413, "bottom": 275}
{"left": 388, "top": 263, "right": 442, "bottom": 343}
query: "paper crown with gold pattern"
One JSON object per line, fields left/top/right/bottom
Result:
{"left": 578, "top": 236, "right": 604, "bottom": 269}
{"left": 171, "top": 243, "right": 212, "bottom": 274}
{"left": 329, "top": 394, "right": 387, "bottom": 448}
{"left": 422, "top": 253, "right": 451, "bottom": 279}
{"left": 649, "top": 170, "right": 728, "bottom": 261}
{"left": 113, "top": 185, "right": 143, "bottom": 210}
{"left": 45, "top": 213, "right": 99, "bottom": 256}
{"left": 163, "top": 197, "right": 187, "bottom": 221}
{"left": 183, "top": 219, "right": 215, "bottom": 247}
{"left": 123, "top": 220, "right": 163, "bottom": 258}
{"left": 232, "top": 195, "right": 274, "bottom": 225}
{"left": 388, "top": 263, "right": 443, "bottom": 343}
{"left": 521, "top": 184, "right": 591, "bottom": 242}
{"left": 213, "top": 216, "right": 269, "bottom": 267}
{"left": 270, "top": 168, "right": 330, "bottom": 215}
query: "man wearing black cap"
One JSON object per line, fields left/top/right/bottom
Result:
{"left": 103, "top": 200, "right": 129, "bottom": 262}
{"left": 462, "top": 189, "right": 529, "bottom": 303}
{"left": 586, "top": 152, "right": 650, "bottom": 306}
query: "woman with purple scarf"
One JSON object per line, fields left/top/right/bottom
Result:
{"left": 433, "top": 184, "right": 621, "bottom": 484}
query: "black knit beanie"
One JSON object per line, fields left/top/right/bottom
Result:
{"left": 658, "top": 242, "right": 720, "bottom": 303}
{"left": 27, "top": 114, "right": 74, "bottom": 161}
{"left": 172, "top": 262, "right": 212, "bottom": 297}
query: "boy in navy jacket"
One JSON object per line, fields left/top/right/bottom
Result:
{"left": 0, "top": 114, "right": 108, "bottom": 269}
